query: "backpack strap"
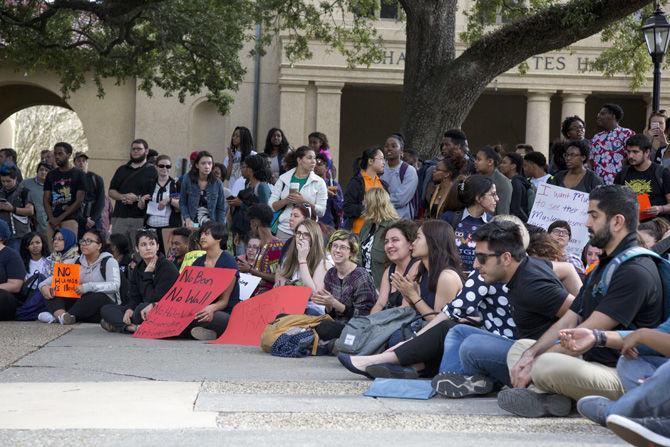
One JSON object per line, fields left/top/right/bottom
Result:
{"left": 399, "top": 161, "right": 408, "bottom": 183}
{"left": 653, "top": 163, "right": 666, "bottom": 190}
{"left": 595, "top": 247, "right": 661, "bottom": 297}
{"left": 75, "top": 256, "right": 109, "bottom": 281}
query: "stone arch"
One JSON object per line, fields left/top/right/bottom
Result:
{"left": 189, "top": 98, "right": 230, "bottom": 161}
{"left": 0, "top": 83, "right": 72, "bottom": 123}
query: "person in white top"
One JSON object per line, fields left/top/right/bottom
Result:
{"left": 223, "top": 126, "right": 256, "bottom": 188}
{"left": 523, "top": 152, "right": 551, "bottom": 188}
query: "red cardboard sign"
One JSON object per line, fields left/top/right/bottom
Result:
{"left": 133, "top": 266, "right": 236, "bottom": 339}
{"left": 212, "top": 285, "right": 312, "bottom": 346}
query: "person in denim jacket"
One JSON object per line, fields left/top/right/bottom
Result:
{"left": 179, "top": 151, "right": 227, "bottom": 229}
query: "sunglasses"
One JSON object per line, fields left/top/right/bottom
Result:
{"left": 157, "top": 164, "right": 172, "bottom": 169}
{"left": 474, "top": 252, "right": 499, "bottom": 264}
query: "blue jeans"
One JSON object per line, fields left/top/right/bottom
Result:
{"left": 604, "top": 356, "right": 670, "bottom": 419}
{"left": 439, "top": 324, "right": 515, "bottom": 386}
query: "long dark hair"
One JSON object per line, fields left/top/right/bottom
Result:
{"left": 188, "top": 151, "right": 216, "bottom": 184}
{"left": 20, "top": 232, "right": 49, "bottom": 270}
{"left": 244, "top": 154, "right": 271, "bottom": 183}
{"left": 263, "top": 128, "right": 290, "bottom": 157}
{"left": 418, "top": 220, "right": 463, "bottom": 293}
{"left": 450, "top": 175, "right": 495, "bottom": 210}
{"left": 232, "top": 126, "right": 254, "bottom": 163}
{"left": 358, "top": 146, "right": 382, "bottom": 171}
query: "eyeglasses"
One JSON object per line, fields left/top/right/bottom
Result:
{"left": 52, "top": 236, "right": 64, "bottom": 242}
{"left": 157, "top": 164, "right": 172, "bottom": 169}
{"left": 568, "top": 125, "right": 585, "bottom": 131}
{"left": 474, "top": 252, "right": 499, "bottom": 264}
{"left": 563, "top": 152, "right": 582, "bottom": 159}
{"left": 79, "top": 238, "right": 101, "bottom": 246}
{"left": 295, "top": 230, "right": 311, "bottom": 239}
{"left": 330, "top": 243, "right": 351, "bottom": 252}
{"left": 551, "top": 228, "right": 570, "bottom": 238}
{"left": 483, "top": 191, "right": 499, "bottom": 199}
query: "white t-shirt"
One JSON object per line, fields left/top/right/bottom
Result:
{"left": 530, "top": 174, "right": 551, "bottom": 189}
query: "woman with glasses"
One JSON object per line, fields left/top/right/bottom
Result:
{"left": 275, "top": 219, "right": 331, "bottom": 293}
{"left": 343, "top": 147, "right": 387, "bottom": 234}
{"left": 312, "top": 230, "right": 375, "bottom": 324}
{"left": 180, "top": 151, "right": 227, "bottom": 232}
{"left": 44, "top": 228, "right": 79, "bottom": 274}
{"left": 38, "top": 229, "right": 121, "bottom": 325}
{"left": 269, "top": 146, "right": 328, "bottom": 242}
{"left": 549, "top": 140, "right": 603, "bottom": 193}
{"left": 138, "top": 154, "right": 180, "bottom": 253}
{"left": 441, "top": 175, "right": 498, "bottom": 273}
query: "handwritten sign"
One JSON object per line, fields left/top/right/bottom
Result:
{"left": 212, "top": 286, "right": 311, "bottom": 346}
{"left": 238, "top": 273, "right": 262, "bottom": 301}
{"left": 133, "top": 266, "right": 236, "bottom": 339}
{"left": 528, "top": 183, "right": 590, "bottom": 256}
{"left": 52, "top": 263, "right": 80, "bottom": 298}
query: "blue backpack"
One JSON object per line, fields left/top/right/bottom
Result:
{"left": 591, "top": 247, "right": 670, "bottom": 322}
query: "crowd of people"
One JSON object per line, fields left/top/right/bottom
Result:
{"left": 0, "top": 105, "right": 669, "bottom": 445}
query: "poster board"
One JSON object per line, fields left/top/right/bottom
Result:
{"left": 51, "top": 263, "right": 80, "bottom": 298}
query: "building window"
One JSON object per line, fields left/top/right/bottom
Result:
{"left": 380, "top": 0, "right": 399, "bottom": 20}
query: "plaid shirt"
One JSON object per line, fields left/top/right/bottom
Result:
{"left": 590, "top": 126, "right": 634, "bottom": 185}
{"left": 323, "top": 266, "right": 376, "bottom": 323}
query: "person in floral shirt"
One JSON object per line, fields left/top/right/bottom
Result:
{"left": 590, "top": 103, "right": 634, "bottom": 185}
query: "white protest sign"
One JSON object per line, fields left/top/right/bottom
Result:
{"left": 528, "top": 183, "right": 590, "bottom": 256}
{"left": 238, "top": 273, "right": 262, "bottom": 301}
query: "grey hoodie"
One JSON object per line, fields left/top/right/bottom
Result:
{"left": 40, "top": 251, "right": 121, "bottom": 304}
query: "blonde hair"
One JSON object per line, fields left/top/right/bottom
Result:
{"left": 327, "top": 230, "right": 359, "bottom": 262}
{"left": 361, "top": 188, "right": 399, "bottom": 224}
{"left": 492, "top": 214, "right": 530, "bottom": 249}
{"left": 278, "top": 219, "right": 326, "bottom": 279}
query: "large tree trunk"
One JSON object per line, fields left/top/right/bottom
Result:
{"left": 400, "top": 0, "right": 654, "bottom": 158}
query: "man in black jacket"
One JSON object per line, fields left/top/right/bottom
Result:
{"left": 100, "top": 229, "right": 178, "bottom": 333}
{"left": 74, "top": 152, "right": 105, "bottom": 238}
{"left": 499, "top": 152, "right": 532, "bottom": 222}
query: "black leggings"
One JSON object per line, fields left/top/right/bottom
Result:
{"left": 100, "top": 302, "right": 153, "bottom": 331}
{"left": 182, "top": 311, "right": 230, "bottom": 338}
{"left": 394, "top": 319, "right": 456, "bottom": 377}
{"left": 0, "top": 290, "right": 17, "bottom": 321}
{"left": 45, "top": 292, "right": 114, "bottom": 323}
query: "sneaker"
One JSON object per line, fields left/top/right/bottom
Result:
{"left": 431, "top": 373, "right": 494, "bottom": 398}
{"left": 577, "top": 395, "right": 610, "bottom": 426}
{"left": 57, "top": 313, "right": 76, "bottom": 325}
{"left": 100, "top": 319, "right": 121, "bottom": 333}
{"left": 497, "top": 388, "right": 572, "bottom": 418}
{"left": 37, "top": 312, "right": 55, "bottom": 324}
{"left": 606, "top": 415, "right": 670, "bottom": 447}
{"left": 190, "top": 327, "right": 217, "bottom": 341}
{"left": 366, "top": 363, "right": 419, "bottom": 379}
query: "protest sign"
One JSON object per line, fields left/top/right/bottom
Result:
{"left": 238, "top": 273, "right": 262, "bottom": 301}
{"left": 528, "top": 183, "right": 590, "bottom": 256}
{"left": 212, "top": 285, "right": 311, "bottom": 346}
{"left": 51, "top": 263, "right": 80, "bottom": 298}
{"left": 133, "top": 266, "right": 236, "bottom": 339}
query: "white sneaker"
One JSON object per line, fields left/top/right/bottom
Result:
{"left": 57, "top": 313, "right": 76, "bottom": 325}
{"left": 37, "top": 312, "right": 55, "bottom": 324}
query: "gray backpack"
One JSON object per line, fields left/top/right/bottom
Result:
{"left": 334, "top": 307, "right": 417, "bottom": 355}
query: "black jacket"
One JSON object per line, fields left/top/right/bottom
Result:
{"left": 342, "top": 171, "right": 388, "bottom": 230}
{"left": 126, "top": 254, "right": 179, "bottom": 309}
{"left": 510, "top": 174, "right": 531, "bottom": 222}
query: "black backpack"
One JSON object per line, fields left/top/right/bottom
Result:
{"left": 75, "top": 256, "right": 129, "bottom": 303}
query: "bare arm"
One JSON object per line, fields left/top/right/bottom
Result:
{"left": 0, "top": 278, "right": 23, "bottom": 294}
{"left": 552, "top": 261, "right": 583, "bottom": 297}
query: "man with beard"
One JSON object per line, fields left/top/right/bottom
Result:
{"left": 43, "top": 142, "right": 86, "bottom": 242}
{"left": 499, "top": 184, "right": 665, "bottom": 418}
{"left": 108, "top": 139, "right": 157, "bottom": 245}
{"left": 614, "top": 134, "right": 670, "bottom": 220}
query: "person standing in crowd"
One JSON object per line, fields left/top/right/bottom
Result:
{"left": 554, "top": 116, "right": 587, "bottom": 173}
{"left": 343, "top": 147, "right": 386, "bottom": 234}
{"left": 263, "top": 127, "right": 291, "bottom": 182}
{"left": 442, "top": 175, "right": 498, "bottom": 273}
{"left": 139, "top": 154, "right": 180, "bottom": 253}
{"left": 269, "top": 146, "right": 328, "bottom": 242}
{"left": 0, "top": 165, "right": 34, "bottom": 251}
{"left": 380, "top": 134, "right": 419, "bottom": 220}
{"left": 647, "top": 111, "right": 670, "bottom": 167}
{"left": 20, "top": 162, "right": 51, "bottom": 241}
{"left": 168, "top": 227, "right": 191, "bottom": 269}
{"left": 501, "top": 185, "right": 664, "bottom": 418}
{"left": 43, "top": 142, "right": 86, "bottom": 243}
{"left": 474, "top": 146, "right": 512, "bottom": 215}
{"left": 312, "top": 230, "right": 376, "bottom": 324}
{"left": 590, "top": 103, "right": 635, "bottom": 185}
{"left": 224, "top": 126, "right": 255, "bottom": 190}
{"left": 358, "top": 188, "right": 399, "bottom": 289}
{"left": 212, "top": 162, "right": 226, "bottom": 184}
{"left": 275, "top": 219, "right": 331, "bottom": 292}
{"left": 441, "top": 129, "right": 476, "bottom": 175}
{"left": 108, "top": 139, "right": 157, "bottom": 245}
{"left": 100, "top": 229, "right": 179, "bottom": 333}
{"left": 426, "top": 158, "right": 463, "bottom": 219}
{"left": 515, "top": 144, "right": 534, "bottom": 156}
{"left": 547, "top": 220, "right": 584, "bottom": 275}
{"left": 499, "top": 152, "right": 532, "bottom": 222}
{"left": 562, "top": 116, "right": 587, "bottom": 142}
{"left": 614, "top": 134, "right": 670, "bottom": 220}
{"left": 74, "top": 152, "right": 105, "bottom": 238}
{"left": 40, "top": 149, "right": 55, "bottom": 169}
{"left": 550, "top": 140, "right": 603, "bottom": 193}
{"left": 0, "top": 148, "right": 23, "bottom": 182}
{"left": 237, "top": 204, "right": 284, "bottom": 297}
{"left": 0, "top": 219, "right": 26, "bottom": 321}
{"left": 180, "top": 151, "right": 227, "bottom": 232}
{"left": 523, "top": 151, "right": 551, "bottom": 188}
{"left": 39, "top": 229, "right": 121, "bottom": 325}
{"left": 187, "top": 221, "right": 240, "bottom": 340}
{"left": 308, "top": 131, "right": 336, "bottom": 178}
{"left": 314, "top": 153, "right": 343, "bottom": 229}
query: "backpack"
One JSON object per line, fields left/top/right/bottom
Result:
{"left": 334, "top": 307, "right": 416, "bottom": 355}
{"left": 399, "top": 162, "right": 420, "bottom": 219}
{"left": 260, "top": 314, "right": 333, "bottom": 353}
{"left": 75, "top": 256, "right": 129, "bottom": 303}
{"left": 589, "top": 247, "right": 670, "bottom": 322}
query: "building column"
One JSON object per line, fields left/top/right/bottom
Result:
{"left": 561, "top": 91, "right": 589, "bottom": 121}
{"left": 315, "top": 82, "right": 344, "bottom": 175}
{"left": 0, "top": 119, "right": 13, "bottom": 149}
{"left": 279, "top": 80, "right": 308, "bottom": 148}
{"left": 525, "top": 90, "right": 554, "bottom": 156}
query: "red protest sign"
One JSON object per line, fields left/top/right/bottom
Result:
{"left": 133, "top": 266, "right": 236, "bottom": 339}
{"left": 52, "top": 263, "right": 80, "bottom": 299}
{"left": 212, "top": 285, "right": 311, "bottom": 346}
